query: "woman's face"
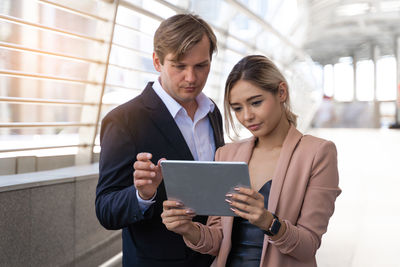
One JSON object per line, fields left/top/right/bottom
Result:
{"left": 229, "top": 80, "right": 284, "bottom": 138}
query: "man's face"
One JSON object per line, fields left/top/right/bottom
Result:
{"left": 153, "top": 34, "right": 211, "bottom": 108}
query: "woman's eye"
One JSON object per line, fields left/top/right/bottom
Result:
{"left": 251, "top": 100, "right": 262, "bottom": 106}
{"left": 232, "top": 107, "right": 242, "bottom": 112}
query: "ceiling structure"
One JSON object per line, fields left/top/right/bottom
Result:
{"left": 303, "top": 0, "right": 400, "bottom": 65}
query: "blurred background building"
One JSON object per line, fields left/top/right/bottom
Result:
{"left": 0, "top": 0, "right": 399, "bottom": 266}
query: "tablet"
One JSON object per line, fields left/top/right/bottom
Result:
{"left": 160, "top": 160, "right": 250, "bottom": 216}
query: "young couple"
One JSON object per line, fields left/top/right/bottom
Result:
{"left": 96, "top": 13, "right": 341, "bottom": 267}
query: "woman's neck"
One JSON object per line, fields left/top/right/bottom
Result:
{"left": 256, "top": 118, "right": 290, "bottom": 151}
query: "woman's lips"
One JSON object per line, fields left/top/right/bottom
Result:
{"left": 247, "top": 123, "right": 262, "bottom": 131}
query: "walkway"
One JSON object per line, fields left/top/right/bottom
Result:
{"left": 310, "top": 128, "right": 400, "bottom": 267}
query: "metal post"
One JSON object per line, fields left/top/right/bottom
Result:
{"left": 90, "top": 0, "right": 120, "bottom": 163}
{"left": 372, "top": 45, "right": 381, "bottom": 128}
{"left": 353, "top": 55, "right": 357, "bottom": 101}
{"left": 392, "top": 36, "right": 400, "bottom": 127}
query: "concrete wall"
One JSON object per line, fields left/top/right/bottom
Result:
{"left": 0, "top": 164, "right": 121, "bottom": 267}
{"left": 0, "top": 153, "right": 100, "bottom": 176}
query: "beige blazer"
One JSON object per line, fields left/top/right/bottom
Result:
{"left": 184, "top": 125, "right": 341, "bottom": 267}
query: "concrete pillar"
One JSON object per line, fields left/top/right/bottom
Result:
{"left": 372, "top": 45, "right": 381, "bottom": 128}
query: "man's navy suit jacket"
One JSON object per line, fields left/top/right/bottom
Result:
{"left": 95, "top": 82, "right": 224, "bottom": 267}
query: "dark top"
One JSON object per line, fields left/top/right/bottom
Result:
{"left": 95, "top": 83, "right": 224, "bottom": 267}
{"left": 226, "top": 180, "right": 272, "bottom": 267}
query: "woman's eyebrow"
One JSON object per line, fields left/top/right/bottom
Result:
{"left": 229, "top": 95, "right": 263, "bottom": 106}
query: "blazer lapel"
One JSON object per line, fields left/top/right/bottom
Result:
{"left": 268, "top": 125, "right": 303, "bottom": 213}
{"left": 260, "top": 125, "right": 303, "bottom": 265}
{"left": 140, "top": 82, "right": 194, "bottom": 160}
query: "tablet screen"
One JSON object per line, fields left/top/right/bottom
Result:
{"left": 161, "top": 160, "right": 250, "bottom": 216}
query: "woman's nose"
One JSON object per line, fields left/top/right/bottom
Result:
{"left": 243, "top": 107, "right": 254, "bottom": 121}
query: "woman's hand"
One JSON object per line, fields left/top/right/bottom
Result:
{"left": 226, "top": 187, "right": 274, "bottom": 231}
{"left": 161, "top": 200, "right": 201, "bottom": 244}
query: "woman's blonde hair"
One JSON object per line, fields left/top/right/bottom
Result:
{"left": 224, "top": 55, "right": 297, "bottom": 138}
{"left": 154, "top": 13, "right": 217, "bottom": 64}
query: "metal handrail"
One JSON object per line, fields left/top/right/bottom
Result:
{"left": 0, "top": 70, "right": 146, "bottom": 91}
{"left": 112, "top": 42, "right": 152, "bottom": 57}
{"left": 108, "top": 63, "right": 158, "bottom": 76}
{"left": 0, "top": 14, "right": 107, "bottom": 43}
{"left": 1, "top": 42, "right": 156, "bottom": 76}
{"left": 90, "top": 0, "right": 120, "bottom": 162}
{"left": 115, "top": 22, "right": 153, "bottom": 38}
{"left": 0, "top": 96, "right": 98, "bottom": 106}
{"left": 0, "top": 122, "right": 96, "bottom": 128}
{"left": 0, "top": 70, "right": 101, "bottom": 86}
{"left": 119, "top": 0, "right": 164, "bottom": 22}
{"left": 0, "top": 41, "right": 105, "bottom": 65}
{"left": 0, "top": 144, "right": 89, "bottom": 153}
{"left": 37, "top": 0, "right": 110, "bottom": 22}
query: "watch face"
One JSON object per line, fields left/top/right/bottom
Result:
{"left": 264, "top": 214, "right": 281, "bottom": 236}
{"left": 270, "top": 219, "right": 281, "bottom": 235}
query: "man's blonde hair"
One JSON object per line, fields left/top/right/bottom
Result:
{"left": 154, "top": 13, "right": 217, "bottom": 64}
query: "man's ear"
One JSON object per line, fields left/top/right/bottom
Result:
{"left": 153, "top": 52, "right": 162, "bottom": 72}
{"left": 278, "top": 82, "right": 288, "bottom": 102}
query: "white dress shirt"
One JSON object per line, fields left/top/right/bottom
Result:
{"left": 137, "top": 79, "right": 216, "bottom": 212}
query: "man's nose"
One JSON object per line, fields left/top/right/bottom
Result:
{"left": 185, "top": 68, "right": 196, "bottom": 83}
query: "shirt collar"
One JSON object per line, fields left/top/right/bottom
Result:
{"left": 152, "top": 78, "right": 215, "bottom": 119}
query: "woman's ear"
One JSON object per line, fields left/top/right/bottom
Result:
{"left": 153, "top": 52, "right": 162, "bottom": 72}
{"left": 278, "top": 82, "right": 288, "bottom": 102}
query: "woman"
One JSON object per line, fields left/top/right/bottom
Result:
{"left": 161, "top": 55, "right": 341, "bottom": 266}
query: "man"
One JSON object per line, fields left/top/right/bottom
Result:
{"left": 95, "top": 14, "right": 224, "bottom": 267}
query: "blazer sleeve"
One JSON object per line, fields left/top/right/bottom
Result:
{"left": 183, "top": 147, "right": 224, "bottom": 256}
{"left": 95, "top": 114, "right": 149, "bottom": 230}
{"left": 271, "top": 140, "right": 341, "bottom": 261}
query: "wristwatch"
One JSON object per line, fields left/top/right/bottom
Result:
{"left": 264, "top": 213, "right": 281, "bottom": 236}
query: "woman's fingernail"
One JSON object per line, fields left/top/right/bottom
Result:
{"left": 234, "top": 187, "right": 240, "bottom": 191}
{"left": 151, "top": 172, "right": 156, "bottom": 177}
{"left": 225, "top": 193, "right": 233, "bottom": 197}
{"left": 186, "top": 209, "right": 195, "bottom": 214}
{"left": 176, "top": 201, "right": 183, "bottom": 207}
{"left": 225, "top": 199, "right": 232, "bottom": 204}
{"left": 230, "top": 208, "right": 236, "bottom": 212}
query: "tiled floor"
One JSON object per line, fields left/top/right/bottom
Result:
{"left": 308, "top": 128, "right": 400, "bottom": 267}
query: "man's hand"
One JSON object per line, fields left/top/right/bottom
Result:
{"left": 133, "top": 153, "right": 164, "bottom": 200}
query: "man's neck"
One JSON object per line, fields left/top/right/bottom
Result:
{"left": 181, "top": 101, "right": 198, "bottom": 121}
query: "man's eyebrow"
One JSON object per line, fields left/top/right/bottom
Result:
{"left": 168, "top": 59, "right": 210, "bottom": 65}
{"left": 196, "top": 60, "right": 210, "bottom": 65}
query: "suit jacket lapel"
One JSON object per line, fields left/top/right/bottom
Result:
{"left": 140, "top": 82, "right": 194, "bottom": 160}
{"left": 207, "top": 110, "right": 224, "bottom": 149}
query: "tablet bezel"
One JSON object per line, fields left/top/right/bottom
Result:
{"left": 160, "top": 160, "right": 250, "bottom": 216}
